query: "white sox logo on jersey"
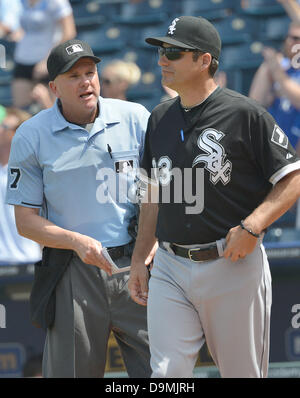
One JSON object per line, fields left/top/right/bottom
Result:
{"left": 168, "top": 18, "right": 179, "bottom": 35}
{"left": 152, "top": 156, "right": 172, "bottom": 185}
{"left": 192, "top": 128, "right": 232, "bottom": 185}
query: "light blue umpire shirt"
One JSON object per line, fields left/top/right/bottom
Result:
{"left": 5, "top": 96, "right": 150, "bottom": 248}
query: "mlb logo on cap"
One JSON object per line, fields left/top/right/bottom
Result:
{"left": 66, "top": 44, "right": 84, "bottom": 55}
{"left": 47, "top": 39, "right": 101, "bottom": 81}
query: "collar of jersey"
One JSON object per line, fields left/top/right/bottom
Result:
{"left": 51, "top": 96, "right": 120, "bottom": 134}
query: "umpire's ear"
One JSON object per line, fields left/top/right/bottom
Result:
{"left": 49, "top": 80, "right": 59, "bottom": 98}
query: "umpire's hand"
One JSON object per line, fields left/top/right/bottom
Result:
{"left": 74, "top": 233, "right": 113, "bottom": 276}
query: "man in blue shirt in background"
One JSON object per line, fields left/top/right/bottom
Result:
{"left": 6, "top": 39, "right": 152, "bottom": 378}
{"left": 250, "top": 21, "right": 300, "bottom": 155}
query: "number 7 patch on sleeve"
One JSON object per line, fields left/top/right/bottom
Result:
{"left": 9, "top": 168, "right": 21, "bottom": 189}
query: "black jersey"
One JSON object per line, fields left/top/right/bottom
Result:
{"left": 141, "top": 87, "right": 300, "bottom": 244}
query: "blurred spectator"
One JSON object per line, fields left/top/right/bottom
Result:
{"left": 100, "top": 60, "right": 141, "bottom": 100}
{"left": 277, "top": 0, "right": 300, "bottom": 24}
{"left": 0, "top": 0, "right": 22, "bottom": 40}
{"left": 249, "top": 22, "right": 300, "bottom": 155}
{"left": 22, "top": 354, "right": 43, "bottom": 378}
{"left": 12, "top": 0, "right": 76, "bottom": 110}
{"left": 0, "top": 107, "right": 41, "bottom": 265}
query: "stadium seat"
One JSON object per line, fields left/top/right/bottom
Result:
{"left": 237, "top": 0, "right": 286, "bottom": 17}
{"left": 72, "top": 1, "right": 119, "bottom": 28}
{"left": 131, "top": 22, "right": 169, "bottom": 49}
{"left": 220, "top": 41, "right": 264, "bottom": 70}
{"left": 112, "top": 0, "right": 171, "bottom": 25}
{"left": 0, "top": 39, "right": 16, "bottom": 61}
{"left": 264, "top": 227, "right": 300, "bottom": 244}
{"left": 262, "top": 15, "right": 291, "bottom": 42}
{"left": 76, "top": 24, "right": 127, "bottom": 55}
{"left": 214, "top": 15, "right": 260, "bottom": 45}
{"left": 0, "top": 68, "right": 13, "bottom": 86}
{"left": 179, "top": 0, "right": 235, "bottom": 21}
{"left": 0, "top": 84, "right": 12, "bottom": 107}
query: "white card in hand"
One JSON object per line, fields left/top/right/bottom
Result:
{"left": 102, "top": 247, "right": 131, "bottom": 274}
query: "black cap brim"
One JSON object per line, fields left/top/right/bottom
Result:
{"left": 59, "top": 55, "right": 101, "bottom": 75}
{"left": 145, "top": 36, "right": 195, "bottom": 49}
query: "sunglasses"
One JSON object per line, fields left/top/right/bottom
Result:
{"left": 158, "top": 47, "right": 197, "bottom": 60}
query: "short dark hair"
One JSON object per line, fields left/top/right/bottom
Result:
{"left": 192, "top": 50, "right": 219, "bottom": 77}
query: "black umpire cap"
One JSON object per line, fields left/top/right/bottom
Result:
{"left": 47, "top": 39, "right": 101, "bottom": 81}
{"left": 145, "top": 15, "right": 221, "bottom": 60}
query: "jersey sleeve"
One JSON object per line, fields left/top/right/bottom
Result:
{"left": 5, "top": 132, "right": 44, "bottom": 208}
{"left": 251, "top": 110, "right": 300, "bottom": 185}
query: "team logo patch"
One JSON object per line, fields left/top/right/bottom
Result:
{"left": 66, "top": 44, "right": 83, "bottom": 55}
{"left": 192, "top": 128, "right": 232, "bottom": 185}
{"left": 115, "top": 160, "right": 134, "bottom": 174}
{"left": 271, "top": 124, "right": 289, "bottom": 149}
{"left": 168, "top": 18, "right": 179, "bottom": 35}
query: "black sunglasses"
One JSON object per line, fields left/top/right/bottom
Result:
{"left": 158, "top": 47, "right": 197, "bottom": 60}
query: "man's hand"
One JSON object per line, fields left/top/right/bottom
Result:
{"left": 128, "top": 260, "right": 150, "bottom": 306}
{"left": 74, "top": 234, "right": 112, "bottom": 276}
{"left": 223, "top": 225, "right": 258, "bottom": 262}
{"left": 129, "top": 241, "right": 158, "bottom": 306}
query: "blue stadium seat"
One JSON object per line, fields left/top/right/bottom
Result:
{"left": 264, "top": 227, "right": 300, "bottom": 244}
{"left": 76, "top": 24, "right": 127, "bottom": 55}
{"left": 0, "top": 84, "right": 12, "bottom": 107}
{"left": 214, "top": 15, "right": 260, "bottom": 45}
{"left": 112, "top": 0, "right": 171, "bottom": 25}
{"left": 131, "top": 22, "right": 169, "bottom": 49}
{"left": 0, "top": 39, "right": 16, "bottom": 61}
{"left": 0, "top": 68, "right": 13, "bottom": 86}
{"left": 71, "top": 1, "right": 116, "bottom": 28}
{"left": 220, "top": 41, "right": 264, "bottom": 70}
{"left": 179, "top": 0, "right": 235, "bottom": 21}
{"left": 262, "top": 15, "right": 291, "bottom": 42}
{"left": 237, "top": 0, "right": 286, "bottom": 16}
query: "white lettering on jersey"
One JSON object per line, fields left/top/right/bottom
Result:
{"left": 271, "top": 124, "right": 289, "bottom": 149}
{"left": 154, "top": 156, "right": 172, "bottom": 185}
{"left": 192, "top": 128, "right": 232, "bottom": 185}
{"left": 168, "top": 18, "right": 180, "bottom": 35}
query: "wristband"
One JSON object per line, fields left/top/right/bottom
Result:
{"left": 240, "top": 220, "right": 260, "bottom": 238}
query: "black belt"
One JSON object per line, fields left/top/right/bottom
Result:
{"left": 107, "top": 244, "right": 128, "bottom": 261}
{"left": 166, "top": 243, "right": 220, "bottom": 262}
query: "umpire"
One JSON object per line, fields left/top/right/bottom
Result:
{"left": 6, "top": 39, "right": 151, "bottom": 378}
{"left": 128, "top": 16, "right": 300, "bottom": 377}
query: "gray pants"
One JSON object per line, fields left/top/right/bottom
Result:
{"left": 148, "top": 241, "right": 272, "bottom": 378}
{"left": 43, "top": 253, "right": 151, "bottom": 378}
